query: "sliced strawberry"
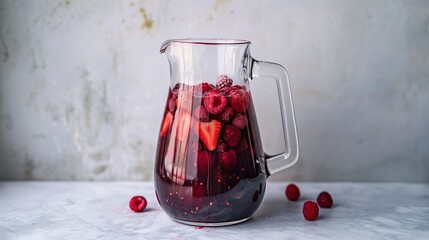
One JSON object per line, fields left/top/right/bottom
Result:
{"left": 160, "top": 112, "right": 173, "bottom": 137}
{"left": 197, "top": 120, "right": 222, "bottom": 151}
{"left": 175, "top": 111, "right": 193, "bottom": 141}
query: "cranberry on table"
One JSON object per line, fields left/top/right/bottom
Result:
{"left": 317, "top": 191, "right": 333, "bottom": 208}
{"left": 129, "top": 196, "right": 147, "bottom": 212}
{"left": 285, "top": 183, "right": 300, "bottom": 201}
{"left": 303, "top": 201, "right": 319, "bottom": 221}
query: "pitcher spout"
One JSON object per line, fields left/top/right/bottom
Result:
{"left": 160, "top": 39, "right": 172, "bottom": 54}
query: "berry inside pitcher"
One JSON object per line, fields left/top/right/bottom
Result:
{"left": 155, "top": 75, "right": 266, "bottom": 224}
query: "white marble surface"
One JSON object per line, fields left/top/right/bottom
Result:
{"left": 0, "top": 182, "right": 428, "bottom": 239}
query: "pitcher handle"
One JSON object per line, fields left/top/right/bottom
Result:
{"left": 251, "top": 60, "right": 299, "bottom": 175}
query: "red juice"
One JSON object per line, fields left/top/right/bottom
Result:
{"left": 155, "top": 82, "right": 266, "bottom": 224}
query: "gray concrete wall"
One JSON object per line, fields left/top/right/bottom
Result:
{"left": 1, "top": 0, "right": 428, "bottom": 181}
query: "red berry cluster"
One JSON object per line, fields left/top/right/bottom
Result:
{"left": 285, "top": 183, "right": 334, "bottom": 221}
{"left": 159, "top": 74, "right": 254, "bottom": 196}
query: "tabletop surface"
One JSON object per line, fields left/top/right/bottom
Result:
{"left": 0, "top": 181, "right": 428, "bottom": 240}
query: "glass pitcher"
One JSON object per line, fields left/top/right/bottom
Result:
{"left": 154, "top": 39, "right": 299, "bottom": 226}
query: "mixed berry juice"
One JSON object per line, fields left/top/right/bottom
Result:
{"left": 155, "top": 77, "right": 266, "bottom": 224}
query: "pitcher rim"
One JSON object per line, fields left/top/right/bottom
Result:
{"left": 160, "top": 38, "right": 250, "bottom": 53}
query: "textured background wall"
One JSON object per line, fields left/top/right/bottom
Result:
{"left": 0, "top": 0, "right": 428, "bottom": 181}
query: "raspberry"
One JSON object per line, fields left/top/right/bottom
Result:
{"left": 222, "top": 125, "right": 241, "bottom": 148}
{"left": 194, "top": 82, "right": 214, "bottom": 95}
{"left": 232, "top": 113, "right": 248, "bottom": 129}
{"left": 317, "top": 191, "right": 333, "bottom": 208}
{"left": 224, "top": 85, "right": 242, "bottom": 94}
{"left": 203, "top": 89, "right": 228, "bottom": 114}
{"left": 220, "top": 107, "right": 234, "bottom": 123}
{"left": 216, "top": 75, "right": 233, "bottom": 91}
{"left": 285, "top": 183, "right": 300, "bottom": 201}
{"left": 197, "top": 151, "right": 215, "bottom": 176}
{"left": 194, "top": 106, "right": 209, "bottom": 122}
{"left": 219, "top": 149, "right": 237, "bottom": 171}
{"left": 129, "top": 196, "right": 147, "bottom": 212}
{"left": 216, "top": 142, "right": 228, "bottom": 153}
{"left": 303, "top": 201, "right": 319, "bottom": 221}
{"left": 228, "top": 88, "right": 249, "bottom": 113}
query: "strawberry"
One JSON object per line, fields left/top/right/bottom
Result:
{"left": 174, "top": 111, "right": 192, "bottom": 141}
{"left": 160, "top": 112, "right": 173, "bottom": 137}
{"left": 196, "top": 120, "right": 222, "bottom": 151}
